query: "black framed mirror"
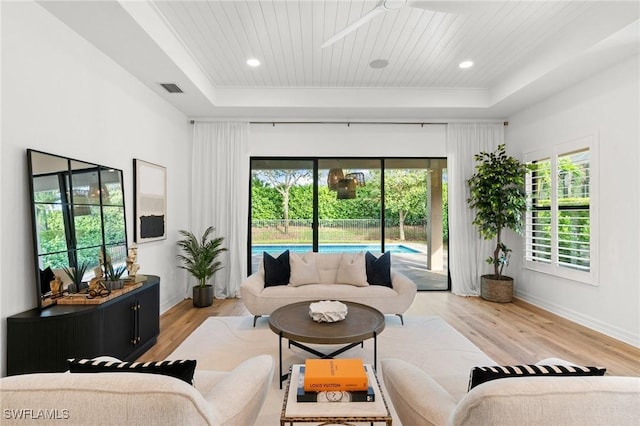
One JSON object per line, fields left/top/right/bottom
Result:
{"left": 27, "top": 149, "right": 128, "bottom": 308}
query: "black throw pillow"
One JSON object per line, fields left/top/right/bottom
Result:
{"left": 365, "top": 251, "right": 392, "bottom": 287}
{"left": 68, "top": 358, "right": 197, "bottom": 385}
{"left": 263, "top": 250, "right": 290, "bottom": 287}
{"left": 40, "top": 267, "right": 56, "bottom": 294}
{"left": 468, "top": 364, "right": 606, "bottom": 391}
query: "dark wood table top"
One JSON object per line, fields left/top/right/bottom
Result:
{"left": 268, "top": 301, "right": 385, "bottom": 344}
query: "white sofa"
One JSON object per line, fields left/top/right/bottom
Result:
{"left": 241, "top": 252, "right": 417, "bottom": 326}
{"left": 381, "top": 357, "right": 640, "bottom": 426}
{"left": 0, "top": 355, "right": 274, "bottom": 426}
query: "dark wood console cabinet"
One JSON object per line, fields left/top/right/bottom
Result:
{"left": 6, "top": 276, "right": 160, "bottom": 376}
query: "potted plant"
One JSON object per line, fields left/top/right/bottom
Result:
{"left": 467, "top": 144, "right": 531, "bottom": 302}
{"left": 176, "top": 226, "right": 227, "bottom": 308}
{"left": 103, "top": 262, "right": 127, "bottom": 290}
{"left": 62, "top": 260, "right": 89, "bottom": 293}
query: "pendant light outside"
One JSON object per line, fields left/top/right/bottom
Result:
{"left": 327, "top": 168, "right": 344, "bottom": 191}
{"left": 336, "top": 177, "right": 357, "bottom": 199}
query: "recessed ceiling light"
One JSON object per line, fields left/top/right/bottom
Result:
{"left": 459, "top": 60, "right": 474, "bottom": 69}
{"left": 369, "top": 59, "right": 389, "bottom": 69}
{"left": 246, "top": 58, "right": 260, "bottom": 67}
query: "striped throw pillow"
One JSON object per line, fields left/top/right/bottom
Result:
{"left": 68, "top": 358, "right": 197, "bottom": 385}
{"left": 468, "top": 364, "right": 606, "bottom": 391}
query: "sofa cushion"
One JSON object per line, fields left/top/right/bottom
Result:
{"left": 68, "top": 358, "right": 197, "bottom": 385}
{"left": 335, "top": 252, "right": 368, "bottom": 287}
{"left": 289, "top": 252, "right": 321, "bottom": 287}
{"left": 468, "top": 364, "right": 606, "bottom": 390}
{"left": 263, "top": 250, "right": 290, "bottom": 287}
{"left": 365, "top": 251, "right": 392, "bottom": 287}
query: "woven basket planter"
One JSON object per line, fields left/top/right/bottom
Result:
{"left": 480, "top": 275, "right": 513, "bottom": 303}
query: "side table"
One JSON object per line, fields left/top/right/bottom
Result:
{"left": 280, "top": 363, "right": 392, "bottom": 426}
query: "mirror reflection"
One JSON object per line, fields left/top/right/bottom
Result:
{"left": 28, "top": 150, "right": 128, "bottom": 307}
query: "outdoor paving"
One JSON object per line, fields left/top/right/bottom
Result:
{"left": 251, "top": 248, "right": 448, "bottom": 291}
{"left": 392, "top": 253, "right": 448, "bottom": 291}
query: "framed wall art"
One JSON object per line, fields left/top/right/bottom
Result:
{"left": 134, "top": 159, "right": 167, "bottom": 243}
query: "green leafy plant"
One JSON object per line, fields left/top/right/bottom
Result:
{"left": 105, "top": 262, "right": 127, "bottom": 281}
{"left": 467, "top": 144, "right": 532, "bottom": 279}
{"left": 176, "top": 226, "right": 227, "bottom": 288}
{"left": 62, "top": 261, "right": 89, "bottom": 287}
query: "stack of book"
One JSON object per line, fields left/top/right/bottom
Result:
{"left": 297, "top": 359, "right": 375, "bottom": 403}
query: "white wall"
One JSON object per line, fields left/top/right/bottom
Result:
{"left": 0, "top": 1, "right": 191, "bottom": 375}
{"left": 249, "top": 122, "right": 447, "bottom": 157}
{"left": 505, "top": 56, "right": 640, "bottom": 347}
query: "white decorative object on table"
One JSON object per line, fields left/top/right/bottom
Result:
{"left": 309, "top": 300, "right": 348, "bottom": 323}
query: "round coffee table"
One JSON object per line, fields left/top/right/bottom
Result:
{"left": 268, "top": 300, "right": 385, "bottom": 388}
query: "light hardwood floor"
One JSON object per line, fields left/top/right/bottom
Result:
{"left": 139, "top": 292, "right": 640, "bottom": 376}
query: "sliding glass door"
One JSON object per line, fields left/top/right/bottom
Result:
{"left": 317, "top": 159, "right": 381, "bottom": 253}
{"left": 250, "top": 159, "right": 314, "bottom": 273}
{"left": 249, "top": 157, "right": 448, "bottom": 290}
{"left": 384, "top": 159, "right": 448, "bottom": 290}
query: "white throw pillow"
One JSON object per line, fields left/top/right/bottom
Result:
{"left": 289, "top": 252, "right": 321, "bottom": 287}
{"left": 335, "top": 252, "right": 369, "bottom": 287}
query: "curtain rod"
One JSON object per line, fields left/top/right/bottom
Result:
{"left": 189, "top": 120, "right": 509, "bottom": 126}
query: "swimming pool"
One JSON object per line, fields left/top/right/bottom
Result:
{"left": 251, "top": 243, "right": 421, "bottom": 255}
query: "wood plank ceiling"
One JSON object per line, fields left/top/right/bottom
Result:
{"left": 153, "top": 0, "right": 595, "bottom": 89}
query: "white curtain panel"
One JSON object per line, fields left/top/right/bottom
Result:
{"left": 191, "top": 122, "right": 249, "bottom": 298}
{"left": 446, "top": 123, "right": 503, "bottom": 296}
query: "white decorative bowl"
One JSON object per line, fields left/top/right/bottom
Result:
{"left": 309, "top": 300, "right": 348, "bottom": 323}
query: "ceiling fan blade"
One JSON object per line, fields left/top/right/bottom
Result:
{"left": 406, "top": 1, "right": 488, "bottom": 14}
{"left": 321, "top": 5, "right": 386, "bottom": 48}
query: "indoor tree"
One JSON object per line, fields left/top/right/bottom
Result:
{"left": 467, "top": 144, "right": 531, "bottom": 282}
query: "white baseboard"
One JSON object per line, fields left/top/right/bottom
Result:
{"left": 160, "top": 294, "right": 186, "bottom": 315}
{"left": 515, "top": 290, "right": 640, "bottom": 348}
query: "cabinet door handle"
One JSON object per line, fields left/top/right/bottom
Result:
{"left": 136, "top": 301, "right": 141, "bottom": 344}
{"left": 132, "top": 302, "right": 138, "bottom": 346}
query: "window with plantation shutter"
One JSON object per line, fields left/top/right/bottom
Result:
{"left": 557, "top": 149, "right": 590, "bottom": 271}
{"left": 526, "top": 159, "right": 552, "bottom": 264}
{"left": 524, "top": 138, "right": 595, "bottom": 284}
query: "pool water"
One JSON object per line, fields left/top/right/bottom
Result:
{"left": 252, "top": 243, "right": 421, "bottom": 255}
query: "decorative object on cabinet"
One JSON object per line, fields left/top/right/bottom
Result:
{"left": 103, "top": 261, "right": 127, "bottom": 291}
{"left": 134, "top": 159, "right": 167, "bottom": 243}
{"left": 126, "top": 242, "right": 141, "bottom": 279}
{"left": 62, "top": 261, "right": 89, "bottom": 293}
{"left": 176, "top": 226, "right": 227, "bottom": 308}
{"left": 27, "top": 149, "right": 128, "bottom": 308}
{"left": 49, "top": 276, "right": 63, "bottom": 297}
{"left": 6, "top": 276, "right": 160, "bottom": 375}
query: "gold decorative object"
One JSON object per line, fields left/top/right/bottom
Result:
{"left": 49, "top": 276, "right": 63, "bottom": 296}
{"left": 88, "top": 276, "right": 102, "bottom": 292}
{"left": 127, "top": 243, "right": 140, "bottom": 279}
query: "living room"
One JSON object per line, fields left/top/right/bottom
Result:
{"left": 1, "top": 1, "right": 638, "bottom": 424}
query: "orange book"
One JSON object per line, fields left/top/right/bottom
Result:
{"left": 303, "top": 358, "right": 368, "bottom": 392}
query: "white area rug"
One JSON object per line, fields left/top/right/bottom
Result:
{"left": 169, "top": 315, "right": 494, "bottom": 425}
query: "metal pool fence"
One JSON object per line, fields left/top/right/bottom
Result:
{"left": 251, "top": 219, "right": 427, "bottom": 243}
